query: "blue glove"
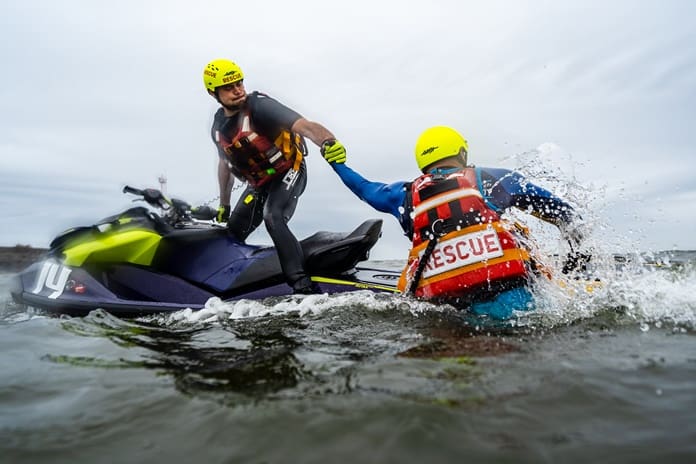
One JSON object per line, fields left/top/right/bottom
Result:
{"left": 321, "top": 139, "right": 346, "bottom": 164}
{"left": 216, "top": 204, "right": 231, "bottom": 223}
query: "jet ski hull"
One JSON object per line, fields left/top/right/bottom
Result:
{"left": 11, "top": 258, "right": 401, "bottom": 318}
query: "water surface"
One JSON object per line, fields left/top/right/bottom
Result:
{"left": 1, "top": 256, "right": 695, "bottom": 463}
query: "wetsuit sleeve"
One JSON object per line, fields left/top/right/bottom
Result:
{"left": 248, "top": 92, "right": 303, "bottom": 133}
{"left": 332, "top": 163, "right": 407, "bottom": 220}
{"left": 477, "top": 167, "right": 577, "bottom": 226}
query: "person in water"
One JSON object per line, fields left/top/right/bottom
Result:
{"left": 204, "top": 58, "right": 346, "bottom": 294}
{"left": 322, "top": 126, "right": 588, "bottom": 319}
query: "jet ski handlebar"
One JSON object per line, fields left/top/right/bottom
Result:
{"left": 122, "top": 185, "right": 170, "bottom": 208}
{"left": 122, "top": 185, "right": 218, "bottom": 225}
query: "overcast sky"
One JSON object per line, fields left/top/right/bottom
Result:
{"left": 2, "top": 0, "right": 695, "bottom": 259}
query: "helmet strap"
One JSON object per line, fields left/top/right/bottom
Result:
{"left": 460, "top": 148, "right": 468, "bottom": 167}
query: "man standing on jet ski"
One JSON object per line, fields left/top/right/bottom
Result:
{"left": 322, "top": 126, "right": 589, "bottom": 318}
{"left": 204, "top": 59, "right": 347, "bottom": 294}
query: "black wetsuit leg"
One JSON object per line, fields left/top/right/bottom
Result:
{"left": 227, "top": 184, "right": 268, "bottom": 242}
{"left": 262, "top": 161, "right": 308, "bottom": 285}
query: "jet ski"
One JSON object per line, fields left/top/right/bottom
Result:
{"left": 10, "top": 186, "right": 401, "bottom": 317}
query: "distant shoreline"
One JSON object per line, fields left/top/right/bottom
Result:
{"left": 0, "top": 245, "right": 48, "bottom": 272}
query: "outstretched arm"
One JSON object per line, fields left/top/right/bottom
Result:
{"left": 331, "top": 163, "right": 408, "bottom": 219}
{"left": 479, "top": 167, "right": 591, "bottom": 273}
{"left": 479, "top": 167, "right": 578, "bottom": 226}
{"left": 291, "top": 118, "right": 336, "bottom": 147}
{"left": 320, "top": 140, "right": 411, "bottom": 235}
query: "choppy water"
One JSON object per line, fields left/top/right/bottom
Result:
{"left": 1, "top": 253, "right": 696, "bottom": 463}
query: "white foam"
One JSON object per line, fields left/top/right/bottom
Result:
{"left": 518, "top": 260, "right": 696, "bottom": 329}
{"left": 154, "top": 290, "right": 448, "bottom": 326}
{"left": 599, "top": 267, "right": 696, "bottom": 326}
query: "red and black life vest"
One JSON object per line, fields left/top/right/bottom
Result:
{"left": 397, "top": 169, "right": 530, "bottom": 299}
{"left": 215, "top": 109, "right": 305, "bottom": 187}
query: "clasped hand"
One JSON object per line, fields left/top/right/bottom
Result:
{"left": 321, "top": 139, "right": 346, "bottom": 164}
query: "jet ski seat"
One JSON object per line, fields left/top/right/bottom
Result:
{"left": 227, "top": 219, "right": 384, "bottom": 291}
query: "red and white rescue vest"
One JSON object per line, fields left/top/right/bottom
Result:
{"left": 397, "top": 169, "right": 530, "bottom": 298}
{"left": 216, "top": 109, "right": 304, "bottom": 187}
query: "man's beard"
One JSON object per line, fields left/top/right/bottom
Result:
{"left": 221, "top": 102, "right": 243, "bottom": 111}
{"left": 215, "top": 92, "right": 246, "bottom": 112}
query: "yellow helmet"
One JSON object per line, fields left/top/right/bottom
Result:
{"left": 203, "top": 59, "right": 244, "bottom": 93}
{"left": 414, "top": 126, "right": 469, "bottom": 172}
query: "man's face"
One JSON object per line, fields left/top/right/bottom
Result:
{"left": 214, "top": 80, "right": 247, "bottom": 109}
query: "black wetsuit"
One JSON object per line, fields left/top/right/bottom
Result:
{"left": 211, "top": 92, "right": 310, "bottom": 288}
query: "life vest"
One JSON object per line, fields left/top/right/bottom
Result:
{"left": 215, "top": 108, "right": 305, "bottom": 187}
{"left": 397, "top": 169, "right": 531, "bottom": 299}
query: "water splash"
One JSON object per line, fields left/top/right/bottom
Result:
{"left": 144, "top": 290, "right": 449, "bottom": 327}
{"left": 516, "top": 254, "right": 696, "bottom": 330}
{"left": 496, "top": 144, "right": 695, "bottom": 329}
{"left": 597, "top": 264, "right": 696, "bottom": 328}
{"left": 134, "top": 251, "right": 696, "bottom": 332}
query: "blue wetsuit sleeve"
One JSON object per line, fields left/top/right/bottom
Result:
{"left": 477, "top": 167, "right": 577, "bottom": 225}
{"left": 332, "top": 163, "right": 407, "bottom": 220}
